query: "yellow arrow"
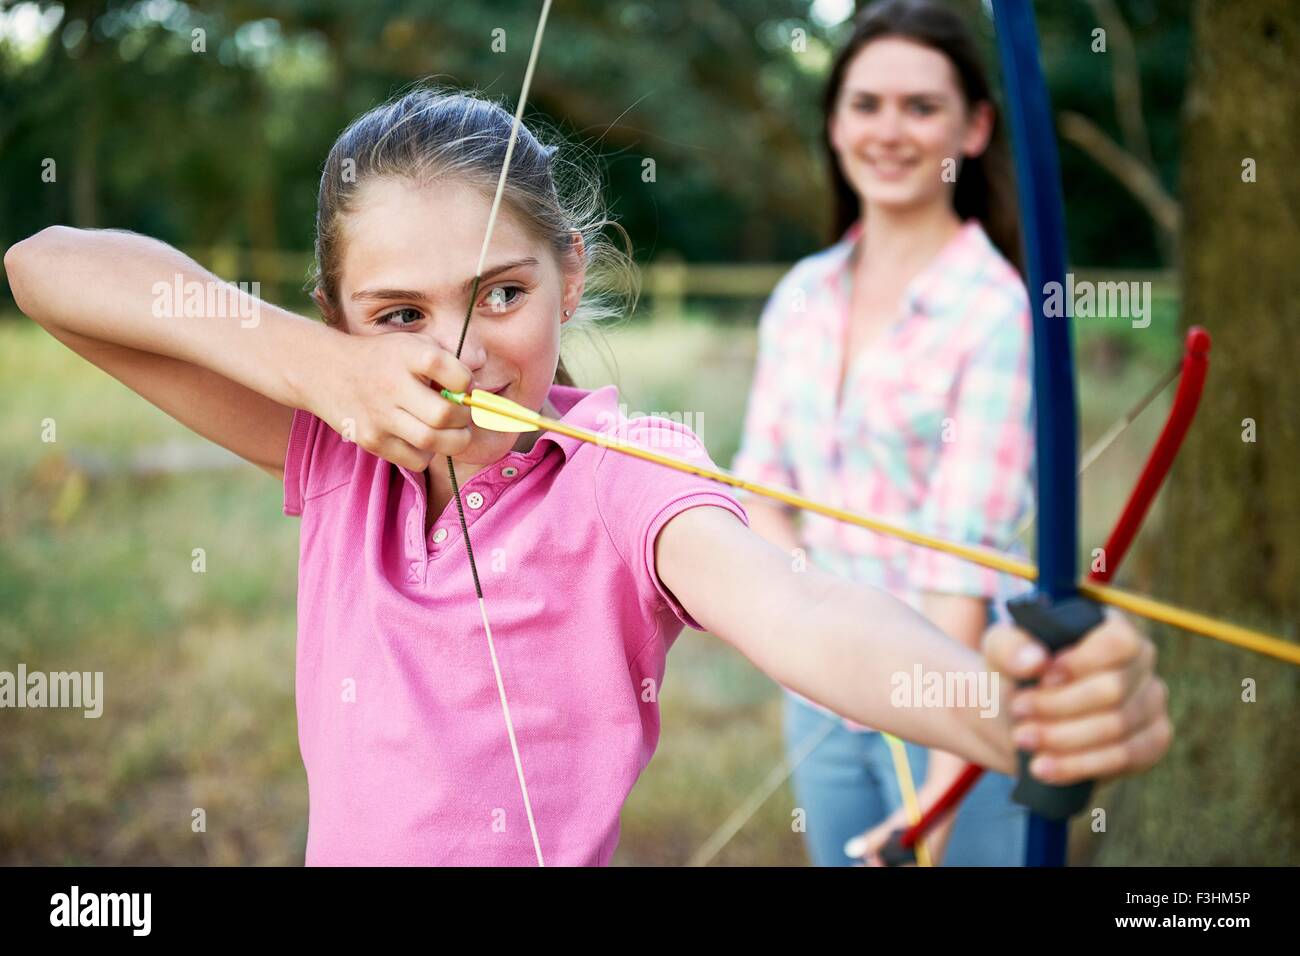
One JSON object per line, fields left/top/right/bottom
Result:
{"left": 442, "top": 388, "right": 1299, "bottom": 667}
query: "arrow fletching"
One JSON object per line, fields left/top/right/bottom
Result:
{"left": 441, "top": 389, "right": 540, "bottom": 433}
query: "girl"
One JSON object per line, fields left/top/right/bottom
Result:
{"left": 733, "top": 0, "right": 1045, "bottom": 866}
{"left": 4, "top": 88, "right": 1170, "bottom": 867}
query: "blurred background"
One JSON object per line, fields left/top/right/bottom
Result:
{"left": 0, "top": 0, "right": 1295, "bottom": 865}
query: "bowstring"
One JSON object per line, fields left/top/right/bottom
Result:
{"left": 1012, "top": 356, "right": 1182, "bottom": 542}
{"left": 447, "top": 0, "right": 554, "bottom": 868}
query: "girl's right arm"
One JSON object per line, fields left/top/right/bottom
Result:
{"left": 4, "top": 226, "right": 472, "bottom": 478}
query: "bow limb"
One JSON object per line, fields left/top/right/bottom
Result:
{"left": 992, "top": 0, "right": 1088, "bottom": 867}
{"left": 874, "top": 0, "right": 1088, "bottom": 868}
{"left": 446, "top": 0, "right": 555, "bottom": 867}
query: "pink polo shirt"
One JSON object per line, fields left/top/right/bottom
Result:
{"left": 282, "top": 383, "right": 746, "bottom": 866}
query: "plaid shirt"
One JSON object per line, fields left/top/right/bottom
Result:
{"left": 732, "top": 220, "right": 1035, "bottom": 614}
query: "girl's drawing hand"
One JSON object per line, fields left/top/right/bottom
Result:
{"left": 985, "top": 612, "right": 1173, "bottom": 784}
{"left": 312, "top": 332, "right": 473, "bottom": 471}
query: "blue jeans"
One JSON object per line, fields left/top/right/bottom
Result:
{"left": 784, "top": 691, "right": 1027, "bottom": 866}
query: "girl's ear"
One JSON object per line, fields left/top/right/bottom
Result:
{"left": 560, "top": 231, "right": 586, "bottom": 323}
{"left": 961, "top": 100, "right": 995, "bottom": 159}
{"left": 311, "top": 287, "right": 340, "bottom": 326}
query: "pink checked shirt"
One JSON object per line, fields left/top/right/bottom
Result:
{"left": 283, "top": 384, "right": 746, "bottom": 865}
{"left": 732, "top": 219, "right": 1034, "bottom": 614}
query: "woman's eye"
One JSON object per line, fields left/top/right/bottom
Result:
{"left": 481, "top": 285, "right": 525, "bottom": 312}
{"left": 376, "top": 308, "right": 422, "bottom": 328}
{"left": 908, "top": 101, "right": 938, "bottom": 116}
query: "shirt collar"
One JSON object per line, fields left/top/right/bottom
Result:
{"left": 526, "top": 383, "right": 619, "bottom": 462}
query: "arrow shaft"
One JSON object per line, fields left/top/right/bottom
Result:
{"left": 447, "top": 389, "right": 1298, "bottom": 667}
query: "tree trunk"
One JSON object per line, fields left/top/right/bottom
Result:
{"left": 70, "top": 32, "right": 101, "bottom": 228}
{"left": 1099, "top": 0, "right": 1299, "bottom": 865}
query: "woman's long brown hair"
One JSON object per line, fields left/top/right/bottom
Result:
{"left": 822, "top": 0, "right": 1024, "bottom": 275}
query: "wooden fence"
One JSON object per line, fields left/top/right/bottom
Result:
{"left": 185, "top": 247, "right": 1176, "bottom": 321}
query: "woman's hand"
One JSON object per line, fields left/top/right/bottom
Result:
{"left": 844, "top": 783, "right": 958, "bottom": 867}
{"left": 986, "top": 611, "right": 1173, "bottom": 784}
{"left": 309, "top": 332, "right": 473, "bottom": 472}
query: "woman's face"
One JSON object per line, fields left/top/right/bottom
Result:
{"left": 332, "top": 176, "right": 583, "bottom": 466}
{"left": 829, "top": 37, "right": 992, "bottom": 214}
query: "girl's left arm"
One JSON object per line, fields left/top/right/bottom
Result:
{"left": 657, "top": 505, "right": 1016, "bottom": 772}
{"left": 655, "top": 505, "right": 1172, "bottom": 783}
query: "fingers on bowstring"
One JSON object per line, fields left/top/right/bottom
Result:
{"left": 393, "top": 408, "right": 471, "bottom": 460}
{"left": 401, "top": 381, "right": 471, "bottom": 433}
{"left": 408, "top": 341, "right": 471, "bottom": 394}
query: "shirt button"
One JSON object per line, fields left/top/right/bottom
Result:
{"left": 502, "top": 466, "right": 518, "bottom": 478}
{"left": 466, "top": 491, "right": 485, "bottom": 510}
{"left": 432, "top": 528, "right": 448, "bottom": 543}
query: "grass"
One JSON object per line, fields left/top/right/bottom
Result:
{"left": 0, "top": 296, "right": 1190, "bottom": 866}
{"left": 0, "top": 317, "right": 303, "bottom": 864}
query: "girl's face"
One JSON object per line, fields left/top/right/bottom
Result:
{"left": 332, "top": 176, "right": 584, "bottom": 466}
{"left": 829, "top": 37, "right": 992, "bottom": 214}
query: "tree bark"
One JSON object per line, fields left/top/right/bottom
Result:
{"left": 1099, "top": 0, "right": 1299, "bottom": 865}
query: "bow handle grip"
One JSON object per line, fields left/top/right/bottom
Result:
{"left": 1006, "top": 592, "right": 1105, "bottom": 820}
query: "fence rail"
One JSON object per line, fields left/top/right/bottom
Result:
{"left": 182, "top": 247, "right": 1177, "bottom": 321}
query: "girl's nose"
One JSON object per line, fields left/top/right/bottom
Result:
{"left": 420, "top": 321, "right": 459, "bottom": 359}
{"left": 427, "top": 319, "right": 486, "bottom": 370}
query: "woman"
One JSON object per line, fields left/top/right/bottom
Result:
{"left": 733, "top": 0, "right": 1037, "bottom": 866}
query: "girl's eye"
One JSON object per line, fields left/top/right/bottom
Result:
{"left": 908, "top": 101, "right": 938, "bottom": 116}
{"left": 376, "top": 307, "right": 422, "bottom": 328}
{"left": 481, "top": 285, "right": 526, "bottom": 313}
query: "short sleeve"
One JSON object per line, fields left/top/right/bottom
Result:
{"left": 283, "top": 408, "right": 356, "bottom": 517}
{"left": 730, "top": 271, "right": 803, "bottom": 492}
{"left": 593, "top": 416, "right": 749, "bottom": 631}
{"left": 910, "top": 297, "right": 1035, "bottom": 598}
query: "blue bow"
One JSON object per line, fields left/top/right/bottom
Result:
{"left": 993, "top": 0, "right": 1089, "bottom": 868}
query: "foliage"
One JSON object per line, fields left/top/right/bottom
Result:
{"left": 1, "top": 0, "right": 1190, "bottom": 301}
